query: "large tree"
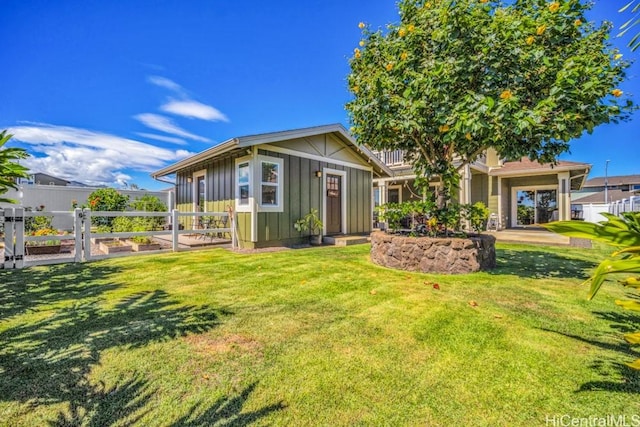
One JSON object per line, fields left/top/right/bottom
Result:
{"left": 347, "top": 0, "right": 634, "bottom": 205}
{"left": 0, "top": 130, "right": 29, "bottom": 204}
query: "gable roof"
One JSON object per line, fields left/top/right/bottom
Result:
{"left": 583, "top": 174, "right": 640, "bottom": 188}
{"left": 151, "top": 123, "right": 392, "bottom": 179}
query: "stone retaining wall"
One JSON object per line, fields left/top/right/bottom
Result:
{"left": 370, "top": 231, "right": 496, "bottom": 274}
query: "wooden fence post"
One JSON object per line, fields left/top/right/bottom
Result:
{"left": 3, "top": 208, "right": 14, "bottom": 269}
{"left": 74, "top": 208, "right": 83, "bottom": 263}
{"left": 83, "top": 209, "right": 92, "bottom": 261}
{"left": 172, "top": 209, "right": 179, "bottom": 252}
{"left": 14, "top": 207, "right": 24, "bottom": 269}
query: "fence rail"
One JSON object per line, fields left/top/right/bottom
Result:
{"left": 1, "top": 208, "right": 236, "bottom": 270}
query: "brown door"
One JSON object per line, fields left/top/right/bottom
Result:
{"left": 326, "top": 174, "right": 342, "bottom": 235}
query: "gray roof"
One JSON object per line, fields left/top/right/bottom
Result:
{"left": 572, "top": 189, "right": 636, "bottom": 204}
{"left": 584, "top": 174, "right": 640, "bottom": 187}
{"left": 151, "top": 123, "right": 392, "bottom": 178}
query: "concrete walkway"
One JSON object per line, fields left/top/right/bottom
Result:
{"left": 490, "top": 228, "right": 571, "bottom": 246}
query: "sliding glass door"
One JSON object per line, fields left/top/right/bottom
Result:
{"left": 515, "top": 188, "right": 557, "bottom": 226}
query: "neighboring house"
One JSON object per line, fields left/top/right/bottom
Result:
{"left": 18, "top": 172, "right": 71, "bottom": 186}
{"left": 372, "top": 148, "right": 591, "bottom": 229}
{"left": 571, "top": 174, "right": 640, "bottom": 222}
{"left": 151, "top": 124, "right": 391, "bottom": 249}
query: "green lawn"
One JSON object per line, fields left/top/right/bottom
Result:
{"left": 1, "top": 243, "right": 639, "bottom": 426}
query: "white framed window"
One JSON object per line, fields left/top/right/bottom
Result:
{"left": 258, "top": 155, "right": 283, "bottom": 212}
{"left": 235, "top": 157, "right": 252, "bottom": 212}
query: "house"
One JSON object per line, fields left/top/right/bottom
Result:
{"left": 571, "top": 174, "right": 640, "bottom": 222}
{"left": 151, "top": 124, "right": 391, "bottom": 249}
{"left": 18, "top": 172, "right": 70, "bottom": 186}
{"left": 372, "top": 148, "right": 591, "bottom": 229}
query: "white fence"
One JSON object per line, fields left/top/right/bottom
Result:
{"left": 1, "top": 208, "right": 235, "bottom": 270}
{"left": 0, "top": 185, "right": 173, "bottom": 230}
{"left": 610, "top": 196, "right": 640, "bottom": 216}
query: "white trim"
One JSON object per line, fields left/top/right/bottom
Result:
{"left": 256, "top": 155, "right": 284, "bottom": 213}
{"left": 511, "top": 184, "right": 557, "bottom": 227}
{"left": 234, "top": 157, "right": 252, "bottom": 213}
{"left": 322, "top": 168, "right": 347, "bottom": 235}
{"left": 261, "top": 143, "right": 373, "bottom": 173}
{"left": 192, "top": 169, "right": 207, "bottom": 212}
{"left": 387, "top": 185, "right": 403, "bottom": 204}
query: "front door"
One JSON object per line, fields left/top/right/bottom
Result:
{"left": 326, "top": 174, "right": 342, "bottom": 235}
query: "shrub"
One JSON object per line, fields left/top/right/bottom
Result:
{"left": 87, "top": 189, "right": 129, "bottom": 229}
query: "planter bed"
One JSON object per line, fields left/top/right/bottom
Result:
{"left": 370, "top": 231, "right": 496, "bottom": 274}
{"left": 125, "top": 240, "right": 162, "bottom": 252}
{"left": 25, "top": 244, "right": 62, "bottom": 256}
{"left": 99, "top": 240, "right": 132, "bottom": 254}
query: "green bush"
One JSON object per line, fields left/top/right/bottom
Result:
{"left": 87, "top": 189, "right": 129, "bottom": 228}
{"left": 377, "top": 201, "right": 489, "bottom": 237}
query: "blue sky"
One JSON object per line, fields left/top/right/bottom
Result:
{"left": 1, "top": 0, "right": 638, "bottom": 190}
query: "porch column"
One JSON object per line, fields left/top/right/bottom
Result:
{"left": 379, "top": 182, "right": 387, "bottom": 205}
{"left": 558, "top": 172, "right": 570, "bottom": 221}
{"left": 462, "top": 165, "right": 471, "bottom": 205}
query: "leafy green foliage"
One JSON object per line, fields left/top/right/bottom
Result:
{"left": 377, "top": 200, "right": 489, "bottom": 236}
{"left": 0, "top": 130, "right": 30, "bottom": 204}
{"left": 545, "top": 212, "right": 640, "bottom": 369}
{"left": 347, "top": 0, "right": 634, "bottom": 205}
{"left": 293, "top": 209, "right": 323, "bottom": 235}
{"left": 24, "top": 205, "right": 53, "bottom": 234}
{"left": 129, "top": 194, "right": 167, "bottom": 232}
{"left": 619, "top": 0, "right": 640, "bottom": 51}
{"left": 87, "top": 188, "right": 129, "bottom": 228}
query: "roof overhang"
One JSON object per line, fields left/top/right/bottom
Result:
{"left": 151, "top": 123, "right": 392, "bottom": 179}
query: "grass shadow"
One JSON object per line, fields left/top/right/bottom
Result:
{"left": 0, "top": 263, "right": 232, "bottom": 425}
{"left": 490, "top": 247, "right": 597, "bottom": 279}
{"left": 542, "top": 308, "right": 640, "bottom": 394}
{"left": 0, "top": 263, "right": 121, "bottom": 320}
{"left": 171, "top": 382, "right": 286, "bottom": 426}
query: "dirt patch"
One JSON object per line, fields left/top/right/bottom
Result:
{"left": 184, "top": 333, "right": 263, "bottom": 355}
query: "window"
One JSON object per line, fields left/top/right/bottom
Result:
{"left": 237, "top": 161, "right": 250, "bottom": 209}
{"left": 261, "top": 161, "right": 279, "bottom": 206}
{"left": 235, "top": 155, "right": 283, "bottom": 213}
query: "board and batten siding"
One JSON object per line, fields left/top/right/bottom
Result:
{"left": 257, "top": 149, "right": 372, "bottom": 246}
{"left": 174, "top": 151, "right": 246, "bottom": 236}
{"left": 174, "top": 146, "right": 373, "bottom": 248}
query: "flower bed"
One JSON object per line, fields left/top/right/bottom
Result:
{"left": 370, "top": 231, "right": 496, "bottom": 274}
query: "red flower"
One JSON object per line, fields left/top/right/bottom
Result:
{"left": 433, "top": 283, "right": 440, "bottom": 290}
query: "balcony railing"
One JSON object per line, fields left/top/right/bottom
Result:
{"left": 374, "top": 149, "right": 406, "bottom": 166}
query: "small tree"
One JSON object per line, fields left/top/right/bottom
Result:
{"left": 0, "top": 130, "right": 30, "bottom": 204}
{"left": 347, "top": 0, "right": 634, "bottom": 206}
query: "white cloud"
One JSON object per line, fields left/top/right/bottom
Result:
{"left": 161, "top": 99, "right": 229, "bottom": 122}
{"left": 147, "top": 76, "right": 183, "bottom": 93}
{"left": 136, "top": 132, "right": 187, "bottom": 145}
{"left": 134, "top": 113, "right": 211, "bottom": 142}
{"left": 8, "top": 123, "right": 193, "bottom": 187}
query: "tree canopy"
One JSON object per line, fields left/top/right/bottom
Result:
{"left": 346, "top": 0, "right": 634, "bottom": 204}
{"left": 0, "top": 130, "right": 30, "bottom": 204}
